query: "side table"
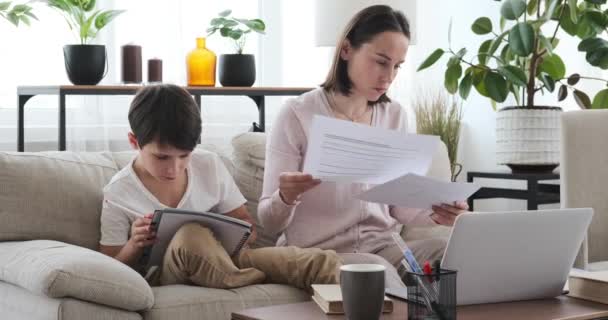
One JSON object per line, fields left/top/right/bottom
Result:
{"left": 467, "top": 171, "right": 560, "bottom": 211}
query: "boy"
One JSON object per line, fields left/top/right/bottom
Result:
{"left": 99, "top": 84, "right": 340, "bottom": 289}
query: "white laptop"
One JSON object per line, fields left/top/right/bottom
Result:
{"left": 441, "top": 208, "right": 593, "bottom": 305}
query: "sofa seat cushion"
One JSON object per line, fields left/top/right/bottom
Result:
{"left": 144, "top": 284, "right": 309, "bottom": 320}
{"left": 0, "top": 281, "right": 142, "bottom": 320}
{"left": 0, "top": 240, "right": 154, "bottom": 312}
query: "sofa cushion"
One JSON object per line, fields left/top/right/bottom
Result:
{"left": 144, "top": 284, "right": 309, "bottom": 320}
{"left": 0, "top": 240, "right": 154, "bottom": 312}
{"left": 0, "top": 281, "right": 142, "bottom": 320}
{"left": 231, "top": 133, "right": 277, "bottom": 248}
{"left": 0, "top": 152, "right": 118, "bottom": 250}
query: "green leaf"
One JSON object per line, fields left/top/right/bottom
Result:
{"left": 542, "top": 0, "right": 561, "bottom": 21}
{"left": 539, "top": 54, "right": 566, "bottom": 79}
{"left": 501, "top": 44, "right": 514, "bottom": 63}
{"left": 560, "top": 4, "right": 579, "bottom": 35}
{"left": 0, "top": 2, "right": 10, "bottom": 11}
{"left": 498, "top": 65, "right": 528, "bottom": 86}
{"left": 471, "top": 17, "right": 493, "bottom": 34}
{"left": 220, "top": 27, "right": 231, "bottom": 37}
{"left": 558, "top": 85, "right": 568, "bottom": 101}
{"left": 509, "top": 22, "right": 535, "bottom": 56}
{"left": 578, "top": 37, "right": 608, "bottom": 51}
{"left": 445, "top": 64, "right": 463, "bottom": 94}
{"left": 568, "top": 73, "right": 581, "bottom": 85}
{"left": 539, "top": 73, "right": 556, "bottom": 92}
{"left": 527, "top": 0, "right": 539, "bottom": 15}
{"left": 478, "top": 39, "right": 492, "bottom": 65}
{"left": 82, "top": 9, "right": 100, "bottom": 40}
{"left": 585, "top": 48, "right": 608, "bottom": 69}
{"left": 485, "top": 71, "right": 509, "bottom": 102}
{"left": 489, "top": 31, "right": 508, "bottom": 56}
{"left": 576, "top": 15, "right": 596, "bottom": 38}
{"left": 500, "top": 16, "right": 506, "bottom": 31}
{"left": 574, "top": 90, "right": 592, "bottom": 108}
{"left": 592, "top": 89, "right": 608, "bottom": 108}
{"left": 94, "top": 10, "right": 123, "bottom": 30}
{"left": 585, "top": 0, "right": 606, "bottom": 4}
{"left": 417, "top": 49, "right": 445, "bottom": 71}
{"left": 501, "top": 0, "right": 527, "bottom": 20}
{"left": 82, "top": 0, "right": 96, "bottom": 11}
{"left": 228, "top": 29, "right": 243, "bottom": 40}
{"left": 539, "top": 34, "right": 555, "bottom": 54}
{"left": 568, "top": 0, "right": 579, "bottom": 23}
{"left": 459, "top": 73, "right": 473, "bottom": 100}
{"left": 218, "top": 9, "right": 231, "bottom": 17}
{"left": 585, "top": 10, "right": 608, "bottom": 31}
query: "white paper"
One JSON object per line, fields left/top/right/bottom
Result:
{"left": 303, "top": 115, "right": 439, "bottom": 184}
{"left": 356, "top": 173, "right": 480, "bottom": 209}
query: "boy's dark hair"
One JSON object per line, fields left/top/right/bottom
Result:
{"left": 321, "top": 5, "right": 411, "bottom": 105}
{"left": 128, "top": 84, "right": 201, "bottom": 151}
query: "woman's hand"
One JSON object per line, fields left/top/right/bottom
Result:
{"left": 128, "top": 213, "right": 156, "bottom": 248}
{"left": 430, "top": 201, "right": 469, "bottom": 226}
{"left": 278, "top": 172, "right": 322, "bottom": 204}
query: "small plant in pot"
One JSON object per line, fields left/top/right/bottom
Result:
{"left": 207, "top": 9, "right": 266, "bottom": 87}
{"left": 47, "top": 0, "right": 124, "bottom": 85}
{"left": 413, "top": 89, "right": 464, "bottom": 182}
{"left": 417, "top": 0, "right": 608, "bottom": 173}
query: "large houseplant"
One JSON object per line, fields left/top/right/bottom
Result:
{"left": 0, "top": 1, "right": 37, "bottom": 26}
{"left": 47, "top": 0, "right": 123, "bottom": 85}
{"left": 207, "top": 9, "right": 266, "bottom": 86}
{"left": 417, "top": 0, "right": 608, "bottom": 172}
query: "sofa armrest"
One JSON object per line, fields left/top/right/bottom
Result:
{"left": 0, "top": 240, "right": 154, "bottom": 312}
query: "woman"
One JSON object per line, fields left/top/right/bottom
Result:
{"left": 258, "top": 5, "right": 468, "bottom": 288}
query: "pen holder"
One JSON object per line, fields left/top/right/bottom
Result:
{"left": 404, "top": 269, "right": 457, "bottom": 320}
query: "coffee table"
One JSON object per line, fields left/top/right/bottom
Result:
{"left": 231, "top": 296, "right": 608, "bottom": 320}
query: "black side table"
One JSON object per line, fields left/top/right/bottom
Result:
{"left": 467, "top": 171, "right": 560, "bottom": 211}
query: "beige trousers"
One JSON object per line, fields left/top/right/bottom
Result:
{"left": 340, "top": 238, "right": 447, "bottom": 289}
{"left": 158, "top": 223, "right": 341, "bottom": 292}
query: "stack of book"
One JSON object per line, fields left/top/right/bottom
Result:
{"left": 311, "top": 284, "right": 393, "bottom": 314}
{"left": 568, "top": 269, "right": 608, "bottom": 304}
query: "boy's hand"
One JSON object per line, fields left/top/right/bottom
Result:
{"left": 430, "top": 201, "right": 469, "bottom": 226}
{"left": 129, "top": 213, "right": 156, "bottom": 248}
{"left": 278, "top": 172, "right": 322, "bottom": 204}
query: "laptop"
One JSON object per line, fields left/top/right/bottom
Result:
{"left": 441, "top": 208, "right": 593, "bottom": 305}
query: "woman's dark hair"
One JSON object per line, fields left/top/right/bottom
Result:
{"left": 321, "top": 5, "right": 411, "bottom": 105}
{"left": 128, "top": 84, "right": 202, "bottom": 151}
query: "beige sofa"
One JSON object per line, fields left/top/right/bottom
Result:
{"left": 0, "top": 132, "right": 451, "bottom": 320}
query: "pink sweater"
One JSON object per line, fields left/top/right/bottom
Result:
{"left": 258, "top": 88, "right": 436, "bottom": 253}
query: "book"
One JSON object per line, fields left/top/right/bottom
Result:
{"left": 311, "top": 284, "right": 393, "bottom": 315}
{"left": 141, "top": 208, "right": 252, "bottom": 276}
{"left": 568, "top": 269, "right": 608, "bottom": 305}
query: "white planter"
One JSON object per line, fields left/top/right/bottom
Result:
{"left": 496, "top": 106, "right": 562, "bottom": 170}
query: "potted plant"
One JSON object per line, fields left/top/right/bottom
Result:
{"left": 413, "top": 89, "right": 464, "bottom": 182}
{"left": 0, "top": 1, "right": 37, "bottom": 26}
{"left": 206, "top": 9, "right": 266, "bottom": 87}
{"left": 47, "top": 0, "right": 123, "bottom": 85}
{"left": 417, "top": 0, "right": 608, "bottom": 173}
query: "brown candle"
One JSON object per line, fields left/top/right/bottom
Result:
{"left": 121, "top": 44, "right": 142, "bottom": 84}
{"left": 148, "top": 58, "right": 163, "bottom": 83}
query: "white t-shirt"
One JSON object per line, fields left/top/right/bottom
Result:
{"left": 100, "top": 150, "right": 246, "bottom": 246}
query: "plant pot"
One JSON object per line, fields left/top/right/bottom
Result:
{"left": 496, "top": 106, "right": 562, "bottom": 174}
{"left": 63, "top": 44, "right": 107, "bottom": 85}
{"left": 219, "top": 54, "right": 256, "bottom": 87}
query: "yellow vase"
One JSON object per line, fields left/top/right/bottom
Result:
{"left": 187, "top": 37, "right": 216, "bottom": 86}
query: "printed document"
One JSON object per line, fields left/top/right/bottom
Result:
{"left": 302, "top": 115, "right": 439, "bottom": 184}
{"left": 302, "top": 115, "right": 479, "bottom": 208}
{"left": 356, "top": 173, "right": 480, "bottom": 209}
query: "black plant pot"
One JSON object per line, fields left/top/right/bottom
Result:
{"left": 219, "top": 54, "right": 256, "bottom": 87}
{"left": 63, "top": 44, "right": 107, "bottom": 85}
